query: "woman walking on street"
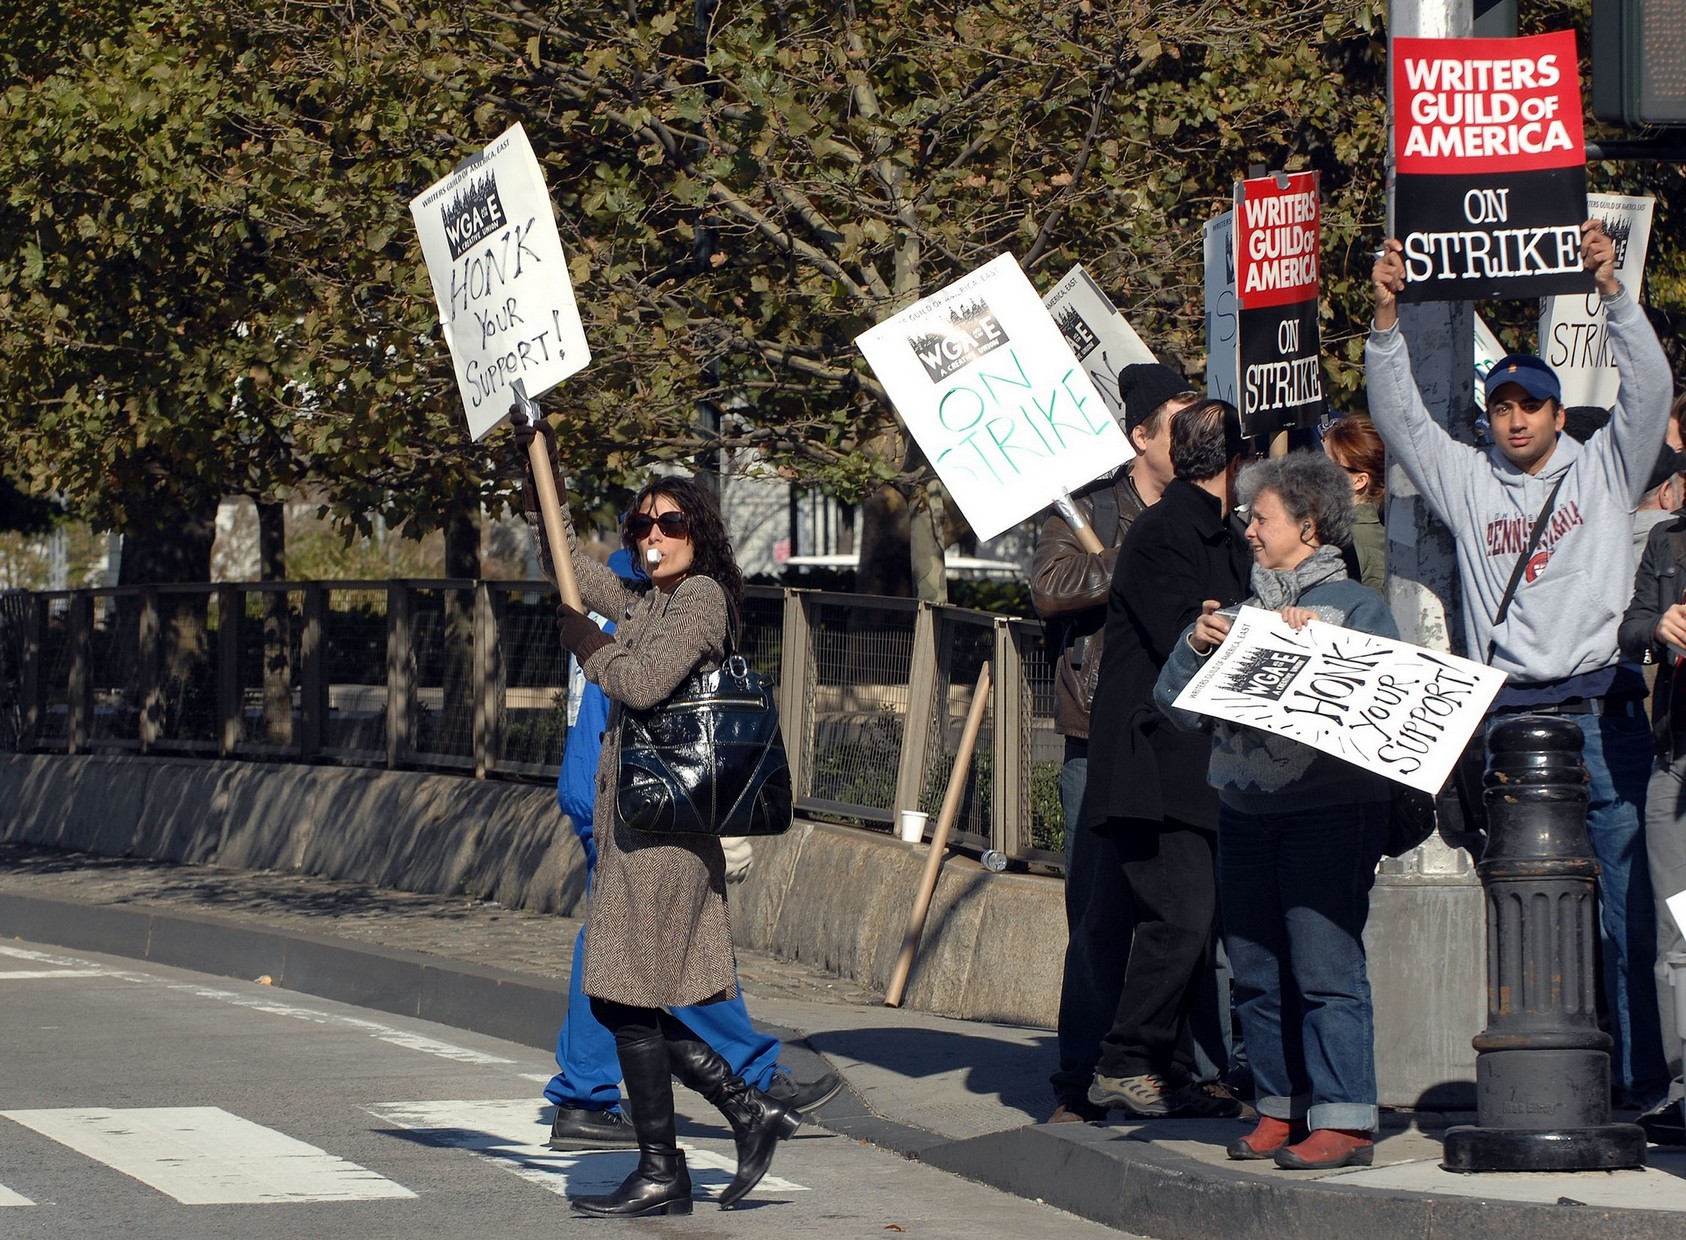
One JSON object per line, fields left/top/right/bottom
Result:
{"left": 518, "top": 418, "right": 799, "bottom": 1216}
{"left": 1155, "top": 451, "right": 1396, "bottom": 1171}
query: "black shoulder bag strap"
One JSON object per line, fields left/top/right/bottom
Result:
{"left": 1484, "top": 470, "right": 1569, "bottom": 666}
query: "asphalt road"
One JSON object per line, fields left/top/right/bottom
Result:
{"left": 0, "top": 940, "right": 1128, "bottom": 1240}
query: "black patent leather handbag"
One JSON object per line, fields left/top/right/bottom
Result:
{"left": 614, "top": 653, "right": 794, "bottom": 837}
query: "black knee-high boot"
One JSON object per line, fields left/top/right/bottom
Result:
{"left": 569, "top": 1034, "right": 692, "bottom": 1217}
{"left": 666, "top": 1026, "right": 799, "bottom": 1209}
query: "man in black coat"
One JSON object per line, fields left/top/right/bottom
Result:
{"left": 1079, "top": 398, "right": 1253, "bottom": 1117}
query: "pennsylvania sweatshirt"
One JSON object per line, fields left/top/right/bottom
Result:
{"left": 1363, "top": 289, "right": 1672, "bottom": 689}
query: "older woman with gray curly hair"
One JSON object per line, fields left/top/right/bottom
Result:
{"left": 1154, "top": 451, "right": 1398, "bottom": 1173}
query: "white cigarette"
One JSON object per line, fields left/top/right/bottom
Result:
{"left": 646, "top": 548, "right": 662, "bottom": 565}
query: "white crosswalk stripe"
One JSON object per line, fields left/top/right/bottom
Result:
{"left": 0, "top": 944, "right": 514, "bottom": 1068}
{"left": 0, "top": 969, "right": 114, "bottom": 980}
{"left": 0, "top": 1107, "right": 416, "bottom": 1205}
{"left": 0, "top": 1183, "right": 35, "bottom": 1206}
{"left": 367, "top": 1099, "right": 809, "bottom": 1201}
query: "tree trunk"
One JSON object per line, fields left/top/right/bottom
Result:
{"left": 856, "top": 484, "right": 912, "bottom": 599}
{"left": 116, "top": 499, "right": 218, "bottom": 744}
{"left": 257, "top": 500, "right": 292, "bottom": 745}
{"left": 908, "top": 482, "right": 948, "bottom": 605}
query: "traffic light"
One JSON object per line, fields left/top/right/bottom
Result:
{"left": 1592, "top": 0, "right": 1686, "bottom": 126}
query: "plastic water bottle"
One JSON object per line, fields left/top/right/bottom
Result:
{"left": 979, "top": 849, "right": 1008, "bottom": 873}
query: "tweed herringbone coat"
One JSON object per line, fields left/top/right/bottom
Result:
{"left": 567, "top": 548, "right": 739, "bottom": 1009}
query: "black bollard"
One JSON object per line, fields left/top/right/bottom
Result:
{"left": 1442, "top": 715, "right": 1646, "bottom": 1172}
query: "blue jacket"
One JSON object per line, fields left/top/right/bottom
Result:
{"left": 556, "top": 549, "right": 636, "bottom": 868}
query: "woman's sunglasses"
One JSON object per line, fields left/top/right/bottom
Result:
{"left": 624, "top": 510, "right": 690, "bottom": 540}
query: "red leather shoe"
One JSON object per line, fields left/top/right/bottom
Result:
{"left": 1273, "top": 1127, "right": 1374, "bottom": 1170}
{"left": 1226, "top": 1116, "right": 1301, "bottom": 1161}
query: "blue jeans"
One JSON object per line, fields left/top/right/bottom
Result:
{"left": 543, "top": 894, "right": 783, "bottom": 1112}
{"left": 1219, "top": 799, "right": 1386, "bottom": 1133}
{"left": 1576, "top": 710, "right": 1668, "bottom": 1105}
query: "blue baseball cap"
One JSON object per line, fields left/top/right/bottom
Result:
{"left": 1485, "top": 354, "right": 1561, "bottom": 405}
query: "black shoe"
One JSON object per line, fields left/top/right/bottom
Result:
{"left": 569, "top": 1150, "right": 692, "bottom": 1217}
{"left": 1637, "top": 1100, "right": 1686, "bottom": 1146}
{"left": 668, "top": 1035, "right": 801, "bottom": 1208}
{"left": 763, "top": 1068, "right": 842, "bottom": 1113}
{"left": 568, "top": 1034, "right": 694, "bottom": 1217}
{"left": 549, "top": 1106, "right": 637, "bottom": 1150}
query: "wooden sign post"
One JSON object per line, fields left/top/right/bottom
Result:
{"left": 885, "top": 662, "right": 993, "bottom": 1008}
{"left": 510, "top": 381, "right": 583, "bottom": 612}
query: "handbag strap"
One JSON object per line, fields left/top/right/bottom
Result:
{"left": 1484, "top": 469, "right": 1568, "bottom": 665}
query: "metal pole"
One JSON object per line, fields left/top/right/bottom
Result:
{"left": 1443, "top": 716, "right": 1646, "bottom": 1171}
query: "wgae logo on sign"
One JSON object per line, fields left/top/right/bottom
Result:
{"left": 907, "top": 297, "right": 1010, "bottom": 383}
{"left": 441, "top": 171, "right": 508, "bottom": 261}
{"left": 1221, "top": 648, "right": 1310, "bottom": 702}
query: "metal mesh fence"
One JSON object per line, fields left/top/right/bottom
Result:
{"left": 6, "top": 579, "right": 1065, "bottom": 871}
{"left": 801, "top": 595, "right": 918, "bottom": 825}
{"left": 918, "top": 610, "right": 995, "bottom": 849}
{"left": 740, "top": 586, "right": 784, "bottom": 681}
{"left": 86, "top": 592, "right": 140, "bottom": 748}
{"left": 0, "top": 591, "right": 30, "bottom": 751}
{"left": 497, "top": 585, "right": 571, "bottom": 773}
{"left": 407, "top": 585, "right": 476, "bottom": 768}
{"left": 150, "top": 587, "right": 220, "bottom": 751}
{"left": 1011, "top": 618, "right": 1065, "bottom": 856}
{"left": 323, "top": 587, "right": 388, "bottom": 762}
{"left": 236, "top": 586, "right": 304, "bottom": 755}
{"left": 34, "top": 595, "right": 71, "bottom": 745}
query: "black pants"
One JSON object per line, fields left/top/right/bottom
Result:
{"left": 589, "top": 997, "right": 706, "bottom": 1049}
{"left": 1051, "top": 811, "right": 1133, "bottom": 1100}
{"left": 1093, "top": 818, "right": 1217, "bottom": 1080}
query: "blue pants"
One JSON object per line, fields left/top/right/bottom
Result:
{"left": 1577, "top": 710, "right": 1669, "bottom": 1105}
{"left": 543, "top": 919, "right": 783, "bottom": 1111}
{"left": 1220, "top": 799, "right": 1386, "bottom": 1133}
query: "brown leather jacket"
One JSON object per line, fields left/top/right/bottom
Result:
{"left": 1030, "top": 467, "right": 1147, "bottom": 737}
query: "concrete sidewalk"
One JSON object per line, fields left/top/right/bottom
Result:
{"left": 2, "top": 842, "right": 1684, "bottom": 1239}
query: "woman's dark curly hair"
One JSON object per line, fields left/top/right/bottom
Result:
{"left": 621, "top": 475, "right": 746, "bottom": 634}
{"left": 1237, "top": 451, "right": 1356, "bottom": 548}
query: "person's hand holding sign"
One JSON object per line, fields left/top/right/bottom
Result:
{"left": 1580, "top": 218, "right": 1621, "bottom": 299}
{"left": 1654, "top": 600, "right": 1686, "bottom": 657}
{"left": 1370, "top": 238, "right": 1406, "bottom": 333}
{"left": 508, "top": 406, "right": 584, "bottom": 611}
{"left": 1279, "top": 606, "right": 1317, "bottom": 630}
{"left": 1188, "top": 599, "right": 1233, "bottom": 657}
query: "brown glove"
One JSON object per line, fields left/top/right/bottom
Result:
{"left": 557, "top": 603, "right": 614, "bottom": 660}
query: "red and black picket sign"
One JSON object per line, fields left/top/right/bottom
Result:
{"left": 1392, "top": 30, "right": 1593, "bottom": 303}
{"left": 1235, "top": 171, "right": 1324, "bottom": 435}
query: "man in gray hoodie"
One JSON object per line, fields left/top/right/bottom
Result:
{"left": 1366, "top": 220, "right": 1672, "bottom": 1111}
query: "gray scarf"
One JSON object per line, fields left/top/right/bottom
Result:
{"left": 1249, "top": 543, "right": 1348, "bottom": 612}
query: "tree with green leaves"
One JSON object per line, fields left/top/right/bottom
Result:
{"left": 1, "top": 0, "right": 1679, "bottom": 601}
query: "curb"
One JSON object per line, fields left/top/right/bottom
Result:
{"left": 921, "top": 1120, "right": 1685, "bottom": 1240}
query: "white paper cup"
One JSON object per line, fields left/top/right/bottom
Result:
{"left": 897, "top": 810, "right": 929, "bottom": 843}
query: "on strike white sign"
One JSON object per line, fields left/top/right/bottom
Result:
{"left": 855, "top": 253, "right": 1132, "bottom": 541}
{"left": 1042, "top": 264, "right": 1157, "bottom": 423}
{"left": 1539, "top": 193, "right": 1655, "bottom": 410}
{"left": 410, "top": 124, "right": 591, "bottom": 440}
{"left": 1171, "top": 606, "right": 1506, "bottom": 794}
